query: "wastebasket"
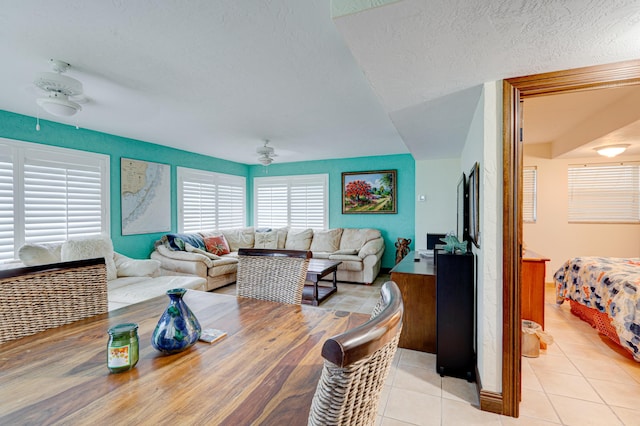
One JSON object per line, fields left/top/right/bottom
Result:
{"left": 521, "top": 320, "right": 542, "bottom": 358}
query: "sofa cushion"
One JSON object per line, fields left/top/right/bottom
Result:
{"left": 18, "top": 243, "right": 62, "bottom": 266}
{"left": 285, "top": 228, "right": 313, "bottom": 250}
{"left": 221, "top": 227, "right": 255, "bottom": 252}
{"left": 310, "top": 228, "right": 343, "bottom": 253}
{"left": 61, "top": 237, "right": 117, "bottom": 281}
{"left": 312, "top": 252, "right": 332, "bottom": 259}
{"left": 254, "top": 229, "right": 278, "bottom": 249}
{"left": 339, "top": 228, "right": 381, "bottom": 251}
{"left": 275, "top": 227, "right": 288, "bottom": 249}
{"left": 163, "top": 233, "right": 206, "bottom": 251}
{"left": 203, "top": 235, "right": 230, "bottom": 255}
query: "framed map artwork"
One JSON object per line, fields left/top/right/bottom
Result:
{"left": 121, "top": 158, "right": 171, "bottom": 235}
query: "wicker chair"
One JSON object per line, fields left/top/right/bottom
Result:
{"left": 0, "top": 258, "right": 108, "bottom": 344}
{"left": 236, "top": 248, "right": 312, "bottom": 304}
{"left": 308, "top": 281, "right": 404, "bottom": 426}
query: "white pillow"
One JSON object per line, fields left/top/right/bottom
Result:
{"left": 61, "top": 238, "right": 117, "bottom": 281}
{"left": 310, "top": 228, "right": 343, "bottom": 253}
{"left": 254, "top": 230, "right": 278, "bottom": 249}
{"left": 18, "top": 243, "right": 62, "bottom": 266}
{"left": 285, "top": 228, "right": 313, "bottom": 250}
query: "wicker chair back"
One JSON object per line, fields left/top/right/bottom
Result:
{"left": 308, "top": 281, "right": 404, "bottom": 426}
{"left": 0, "top": 258, "right": 108, "bottom": 344}
{"left": 236, "top": 248, "right": 312, "bottom": 304}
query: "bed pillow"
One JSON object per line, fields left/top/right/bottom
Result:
{"left": 61, "top": 237, "right": 117, "bottom": 281}
{"left": 204, "top": 235, "right": 231, "bottom": 255}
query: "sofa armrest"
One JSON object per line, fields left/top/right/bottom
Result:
{"left": 358, "top": 238, "right": 384, "bottom": 259}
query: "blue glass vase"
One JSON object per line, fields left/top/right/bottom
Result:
{"left": 151, "top": 288, "right": 201, "bottom": 354}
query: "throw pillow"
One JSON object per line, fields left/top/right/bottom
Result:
{"left": 163, "top": 233, "right": 206, "bottom": 251}
{"left": 310, "top": 228, "right": 343, "bottom": 253}
{"left": 204, "top": 235, "right": 230, "bottom": 255}
{"left": 61, "top": 237, "right": 117, "bottom": 281}
{"left": 18, "top": 243, "right": 62, "bottom": 266}
{"left": 285, "top": 228, "right": 313, "bottom": 250}
{"left": 254, "top": 229, "right": 278, "bottom": 249}
{"left": 220, "top": 227, "right": 255, "bottom": 252}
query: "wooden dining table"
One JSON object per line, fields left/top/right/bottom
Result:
{"left": 0, "top": 290, "right": 369, "bottom": 425}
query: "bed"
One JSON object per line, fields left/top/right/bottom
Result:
{"left": 553, "top": 256, "right": 640, "bottom": 362}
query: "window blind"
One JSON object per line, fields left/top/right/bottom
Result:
{"left": 178, "top": 167, "right": 245, "bottom": 233}
{"left": 0, "top": 149, "right": 15, "bottom": 261}
{"left": 523, "top": 166, "right": 537, "bottom": 223}
{"left": 0, "top": 139, "right": 110, "bottom": 261}
{"left": 254, "top": 174, "right": 328, "bottom": 231}
{"left": 568, "top": 162, "right": 640, "bottom": 223}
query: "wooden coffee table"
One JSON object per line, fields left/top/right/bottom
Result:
{"left": 302, "top": 259, "right": 341, "bottom": 306}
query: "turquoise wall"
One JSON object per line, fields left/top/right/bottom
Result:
{"left": 249, "top": 154, "right": 415, "bottom": 269}
{"left": 0, "top": 110, "right": 248, "bottom": 258}
{"left": 1, "top": 110, "right": 415, "bottom": 269}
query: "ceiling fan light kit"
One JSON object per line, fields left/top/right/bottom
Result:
{"left": 33, "top": 59, "right": 84, "bottom": 117}
{"left": 594, "top": 144, "right": 629, "bottom": 158}
{"left": 256, "top": 140, "right": 276, "bottom": 166}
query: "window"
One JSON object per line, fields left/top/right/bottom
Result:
{"left": 523, "top": 166, "right": 537, "bottom": 223}
{"left": 0, "top": 138, "right": 110, "bottom": 262}
{"left": 177, "top": 167, "right": 246, "bottom": 232}
{"left": 254, "top": 174, "right": 328, "bottom": 230}
{"left": 568, "top": 162, "right": 640, "bottom": 223}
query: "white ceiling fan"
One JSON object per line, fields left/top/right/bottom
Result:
{"left": 33, "top": 59, "right": 85, "bottom": 118}
{"left": 256, "top": 140, "right": 277, "bottom": 166}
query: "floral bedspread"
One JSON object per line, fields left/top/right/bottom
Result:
{"left": 554, "top": 256, "right": 640, "bottom": 361}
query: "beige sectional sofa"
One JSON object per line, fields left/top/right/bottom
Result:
{"left": 17, "top": 237, "right": 206, "bottom": 311}
{"left": 150, "top": 227, "right": 385, "bottom": 291}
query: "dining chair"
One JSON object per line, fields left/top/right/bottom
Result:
{"left": 236, "top": 248, "right": 312, "bottom": 304}
{"left": 308, "top": 281, "right": 404, "bottom": 426}
{"left": 0, "top": 257, "right": 108, "bottom": 344}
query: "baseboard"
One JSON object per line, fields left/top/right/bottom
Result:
{"left": 475, "top": 365, "right": 504, "bottom": 415}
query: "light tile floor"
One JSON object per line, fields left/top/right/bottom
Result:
{"left": 214, "top": 276, "right": 640, "bottom": 425}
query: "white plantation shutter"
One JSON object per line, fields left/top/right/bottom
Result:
{"left": 568, "top": 162, "right": 640, "bottom": 223}
{"left": 178, "top": 167, "right": 245, "bottom": 233}
{"left": 0, "top": 139, "right": 110, "bottom": 261}
{"left": 254, "top": 174, "right": 328, "bottom": 231}
{"left": 0, "top": 147, "right": 15, "bottom": 261}
{"left": 523, "top": 167, "right": 537, "bottom": 223}
{"left": 255, "top": 182, "right": 288, "bottom": 228}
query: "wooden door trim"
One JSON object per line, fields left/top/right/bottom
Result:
{"left": 501, "top": 58, "right": 640, "bottom": 417}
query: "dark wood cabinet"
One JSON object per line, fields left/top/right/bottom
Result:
{"left": 390, "top": 252, "right": 436, "bottom": 353}
{"left": 436, "top": 252, "right": 475, "bottom": 381}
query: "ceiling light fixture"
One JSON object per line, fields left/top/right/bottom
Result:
{"left": 594, "top": 144, "right": 629, "bottom": 158}
{"left": 256, "top": 140, "right": 277, "bottom": 166}
{"left": 34, "top": 59, "right": 83, "bottom": 117}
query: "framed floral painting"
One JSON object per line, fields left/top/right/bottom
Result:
{"left": 342, "top": 170, "right": 397, "bottom": 214}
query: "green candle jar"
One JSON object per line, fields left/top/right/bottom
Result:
{"left": 107, "top": 323, "right": 139, "bottom": 373}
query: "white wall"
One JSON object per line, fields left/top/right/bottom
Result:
{"left": 415, "top": 158, "right": 460, "bottom": 250}
{"left": 461, "top": 81, "right": 503, "bottom": 394}
{"left": 523, "top": 144, "right": 640, "bottom": 281}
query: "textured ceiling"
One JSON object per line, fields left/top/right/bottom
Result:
{"left": 0, "top": 1, "right": 639, "bottom": 164}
